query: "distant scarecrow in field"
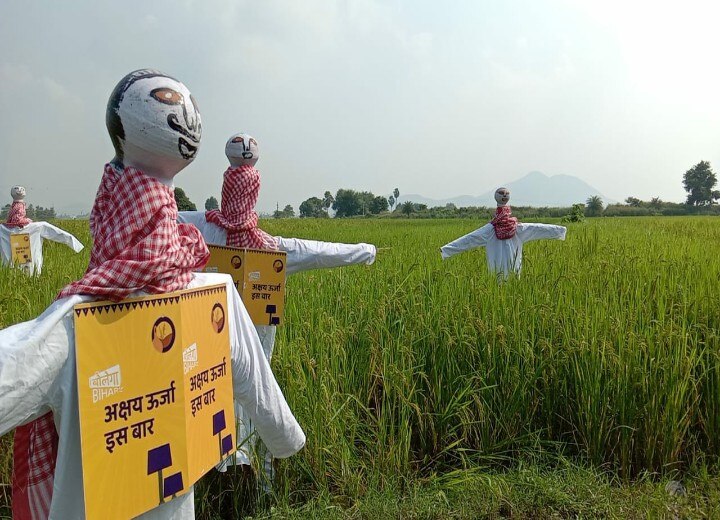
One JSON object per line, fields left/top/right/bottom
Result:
{"left": 1, "top": 70, "right": 304, "bottom": 520}
{"left": 0, "top": 185, "right": 84, "bottom": 274}
{"left": 440, "top": 187, "right": 567, "bottom": 278}
{"left": 178, "top": 132, "right": 377, "bottom": 486}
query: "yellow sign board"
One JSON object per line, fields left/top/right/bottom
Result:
{"left": 204, "top": 245, "right": 286, "bottom": 326}
{"left": 74, "top": 284, "right": 236, "bottom": 520}
{"left": 10, "top": 233, "right": 31, "bottom": 265}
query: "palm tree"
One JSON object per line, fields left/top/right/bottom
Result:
{"left": 585, "top": 196, "right": 603, "bottom": 216}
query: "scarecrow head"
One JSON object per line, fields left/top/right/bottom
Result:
{"left": 494, "top": 187, "right": 511, "bottom": 207}
{"left": 225, "top": 133, "right": 259, "bottom": 168}
{"left": 10, "top": 186, "right": 26, "bottom": 202}
{"left": 106, "top": 69, "right": 202, "bottom": 181}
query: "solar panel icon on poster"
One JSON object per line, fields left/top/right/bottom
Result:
{"left": 266, "top": 304, "right": 279, "bottom": 326}
{"left": 147, "top": 443, "right": 173, "bottom": 504}
{"left": 163, "top": 472, "right": 184, "bottom": 500}
{"left": 213, "top": 410, "right": 231, "bottom": 458}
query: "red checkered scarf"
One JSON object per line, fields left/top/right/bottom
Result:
{"left": 58, "top": 163, "right": 210, "bottom": 300}
{"left": 491, "top": 205, "right": 518, "bottom": 239}
{"left": 205, "top": 165, "right": 278, "bottom": 250}
{"left": 5, "top": 200, "right": 32, "bottom": 227}
{"left": 13, "top": 164, "right": 210, "bottom": 519}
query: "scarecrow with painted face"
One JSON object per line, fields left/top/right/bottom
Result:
{"left": 1, "top": 185, "right": 84, "bottom": 274}
{"left": 178, "top": 132, "right": 376, "bottom": 485}
{"left": 441, "top": 187, "right": 567, "bottom": 277}
{"left": 0, "top": 70, "right": 304, "bottom": 519}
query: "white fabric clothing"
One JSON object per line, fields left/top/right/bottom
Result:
{"left": 177, "top": 211, "right": 376, "bottom": 275}
{"left": 0, "top": 273, "right": 305, "bottom": 519}
{"left": 441, "top": 222, "right": 566, "bottom": 277}
{"left": 178, "top": 211, "right": 375, "bottom": 471}
{"left": 0, "top": 222, "right": 83, "bottom": 275}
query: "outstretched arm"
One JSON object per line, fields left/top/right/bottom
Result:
{"left": 222, "top": 275, "right": 306, "bottom": 458}
{"left": 440, "top": 223, "right": 494, "bottom": 259}
{"left": 39, "top": 222, "right": 84, "bottom": 252}
{"left": 276, "top": 237, "right": 376, "bottom": 275}
{"left": 0, "top": 296, "right": 85, "bottom": 435}
{"left": 515, "top": 223, "right": 567, "bottom": 244}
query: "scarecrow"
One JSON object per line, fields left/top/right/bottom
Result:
{"left": 1, "top": 185, "right": 83, "bottom": 274}
{"left": 0, "top": 70, "right": 304, "bottom": 519}
{"left": 178, "top": 132, "right": 376, "bottom": 485}
{"left": 441, "top": 187, "right": 567, "bottom": 277}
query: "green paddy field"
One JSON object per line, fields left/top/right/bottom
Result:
{"left": 1, "top": 217, "right": 719, "bottom": 518}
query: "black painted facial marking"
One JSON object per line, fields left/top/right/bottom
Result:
{"left": 156, "top": 86, "right": 201, "bottom": 160}
{"left": 232, "top": 136, "right": 245, "bottom": 145}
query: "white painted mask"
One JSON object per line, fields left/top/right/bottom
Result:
{"left": 494, "top": 187, "right": 511, "bottom": 206}
{"left": 10, "top": 186, "right": 26, "bottom": 201}
{"left": 225, "top": 133, "right": 259, "bottom": 168}
{"left": 106, "top": 69, "right": 202, "bottom": 181}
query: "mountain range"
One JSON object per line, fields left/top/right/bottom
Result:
{"left": 396, "top": 171, "right": 614, "bottom": 208}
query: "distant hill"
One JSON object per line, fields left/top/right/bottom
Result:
{"left": 397, "top": 171, "right": 614, "bottom": 208}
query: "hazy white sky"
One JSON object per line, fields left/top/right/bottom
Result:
{"left": 1, "top": 0, "right": 718, "bottom": 214}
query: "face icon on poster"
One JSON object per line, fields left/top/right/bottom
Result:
{"left": 211, "top": 303, "right": 225, "bottom": 333}
{"left": 230, "top": 255, "right": 242, "bottom": 269}
{"left": 273, "top": 259, "right": 284, "bottom": 273}
{"left": 152, "top": 317, "right": 176, "bottom": 353}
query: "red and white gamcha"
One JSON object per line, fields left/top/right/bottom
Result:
{"left": 1, "top": 70, "right": 304, "bottom": 519}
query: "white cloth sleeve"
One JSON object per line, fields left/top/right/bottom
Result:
{"left": 38, "top": 222, "right": 84, "bottom": 252}
{"left": 223, "top": 275, "right": 306, "bottom": 458}
{"left": 276, "top": 236, "right": 376, "bottom": 275}
{"left": 0, "top": 295, "right": 86, "bottom": 435}
{"left": 515, "top": 223, "right": 567, "bottom": 244}
{"left": 440, "top": 223, "right": 495, "bottom": 259}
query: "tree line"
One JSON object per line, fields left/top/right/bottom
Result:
{"left": 171, "top": 160, "right": 719, "bottom": 220}
{"left": 0, "top": 204, "right": 57, "bottom": 221}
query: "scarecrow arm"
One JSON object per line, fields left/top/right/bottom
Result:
{"left": 277, "top": 237, "right": 376, "bottom": 275}
{"left": 440, "top": 223, "right": 494, "bottom": 259}
{"left": 39, "top": 222, "right": 84, "bottom": 252}
{"left": 516, "top": 223, "right": 567, "bottom": 244}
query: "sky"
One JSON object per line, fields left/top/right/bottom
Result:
{"left": 1, "top": 0, "right": 718, "bottom": 214}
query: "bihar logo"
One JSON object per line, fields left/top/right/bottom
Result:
{"left": 211, "top": 303, "right": 225, "bottom": 333}
{"left": 152, "top": 316, "right": 176, "bottom": 353}
{"left": 89, "top": 364, "right": 123, "bottom": 403}
{"left": 183, "top": 343, "right": 199, "bottom": 374}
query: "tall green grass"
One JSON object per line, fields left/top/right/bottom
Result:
{"left": 1, "top": 217, "right": 719, "bottom": 516}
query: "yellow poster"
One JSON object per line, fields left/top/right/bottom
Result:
{"left": 10, "top": 233, "right": 31, "bottom": 265}
{"left": 74, "top": 284, "right": 235, "bottom": 520}
{"left": 204, "top": 245, "right": 286, "bottom": 326}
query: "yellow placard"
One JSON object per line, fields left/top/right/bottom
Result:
{"left": 204, "top": 245, "right": 286, "bottom": 326}
{"left": 10, "top": 233, "right": 31, "bottom": 265}
{"left": 74, "top": 284, "right": 235, "bottom": 520}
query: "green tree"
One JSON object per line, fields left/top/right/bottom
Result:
{"left": 0, "top": 204, "right": 9, "bottom": 220}
{"left": 625, "top": 197, "right": 641, "bottom": 207}
{"left": 322, "top": 191, "right": 334, "bottom": 215}
{"left": 174, "top": 187, "right": 197, "bottom": 211}
{"left": 299, "top": 197, "right": 326, "bottom": 218}
{"left": 274, "top": 204, "right": 295, "bottom": 218}
{"left": 388, "top": 195, "right": 395, "bottom": 210}
{"left": 205, "top": 196, "right": 219, "bottom": 210}
{"left": 393, "top": 187, "right": 400, "bottom": 201}
{"left": 332, "top": 189, "right": 362, "bottom": 217}
{"left": 649, "top": 197, "right": 662, "bottom": 209}
{"left": 683, "top": 161, "right": 718, "bottom": 206}
{"left": 370, "top": 195, "right": 389, "bottom": 214}
{"left": 400, "top": 200, "right": 414, "bottom": 216}
{"left": 585, "top": 195, "right": 603, "bottom": 216}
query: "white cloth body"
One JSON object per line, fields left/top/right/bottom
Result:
{"left": 440, "top": 222, "right": 566, "bottom": 276}
{"left": 0, "top": 273, "right": 305, "bottom": 519}
{"left": 178, "top": 211, "right": 376, "bottom": 469}
{"left": 0, "top": 222, "right": 84, "bottom": 275}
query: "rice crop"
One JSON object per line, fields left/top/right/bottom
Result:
{"left": 1, "top": 216, "right": 719, "bottom": 515}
